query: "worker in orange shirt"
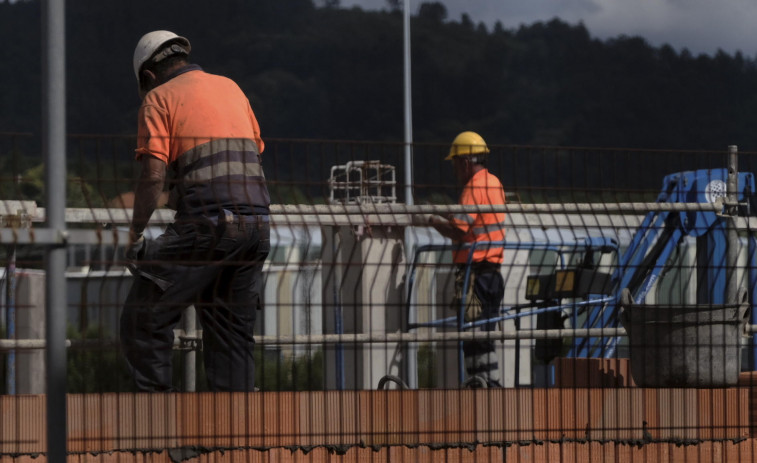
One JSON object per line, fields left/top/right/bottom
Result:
{"left": 120, "top": 31, "right": 270, "bottom": 392}
{"left": 425, "top": 131, "right": 506, "bottom": 387}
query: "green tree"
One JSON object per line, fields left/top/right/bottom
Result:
{"left": 13, "top": 163, "right": 104, "bottom": 208}
{"left": 256, "top": 348, "right": 325, "bottom": 391}
{"left": 66, "top": 324, "right": 134, "bottom": 393}
{"left": 418, "top": 2, "right": 447, "bottom": 22}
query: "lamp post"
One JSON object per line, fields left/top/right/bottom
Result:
{"left": 403, "top": 0, "right": 413, "bottom": 206}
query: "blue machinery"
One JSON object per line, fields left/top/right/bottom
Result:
{"left": 391, "top": 168, "right": 757, "bottom": 388}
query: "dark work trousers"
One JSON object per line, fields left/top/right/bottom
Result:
{"left": 462, "top": 267, "right": 505, "bottom": 386}
{"left": 120, "top": 214, "right": 270, "bottom": 392}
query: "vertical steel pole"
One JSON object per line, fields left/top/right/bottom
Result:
{"left": 328, "top": 226, "right": 345, "bottom": 390}
{"left": 726, "top": 145, "right": 739, "bottom": 306}
{"left": 750, "top": 235, "right": 757, "bottom": 369}
{"left": 5, "top": 246, "right": 16, "bottom": 395}
{"left": 183, "top": 307, "right": 196, "bottom": 391}
{"left": 402, "top": 0, "right": 418, "bottom": 388}
{"left": 402, "top": 0, "right": 413, "bottom": 206}
{"left": 42, "top": 0, "right": 67, "bottom": 461}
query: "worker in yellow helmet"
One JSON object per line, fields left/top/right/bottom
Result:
{"left": 425, "top": 131, "right": 507, "bottom": 387}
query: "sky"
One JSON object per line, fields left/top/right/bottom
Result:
{"left": 339, "top": 0, "right": 757, "bottom": 57}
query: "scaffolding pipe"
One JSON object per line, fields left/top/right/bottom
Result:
{"left": 38, "top": 201, "right": 726, "bottom": 225}
{"left": 5, "top": 325, "right": 757, "bottom": 349}
{"left": 42, "top": 0, "right": 67, "bottom": 461}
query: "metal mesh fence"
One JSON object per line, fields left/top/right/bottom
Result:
{"left": 0, "top": 133, "right": 756, "bottom": 461}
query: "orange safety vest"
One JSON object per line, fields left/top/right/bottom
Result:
{"left": 449, "top": 169, "right": 506, "bottom": 264}
{"left": 136, "top": 65, "right": 269, "bottom": 216}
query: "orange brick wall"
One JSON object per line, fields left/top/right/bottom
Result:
{"left": 0, "top": 387, "right": 750, "bottom": 458}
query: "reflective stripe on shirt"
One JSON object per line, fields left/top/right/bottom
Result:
{"left": 451, "top": 169, "right": 507, "bottom": 265}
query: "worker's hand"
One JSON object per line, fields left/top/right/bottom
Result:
{"left": 429, "top": 214, "right": 451, "bottom": 226}
{"left": 413, "top": 214, "right": 451, "bottom": 227}
{"left": 125, "top": 233, "right": 146, "bottom": 262}
{"left": 412, "top": 214, "right": 435, "bottom": 225}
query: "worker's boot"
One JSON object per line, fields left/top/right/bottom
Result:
{"left": 463, "top": 340, "right": 501, "bottom": 387}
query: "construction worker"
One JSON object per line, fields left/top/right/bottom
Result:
{"left": 424, "top": 131, "right": 506, "bottom": 387}
{"left": 120, "top": 31, "right": 270, "bottom": 392}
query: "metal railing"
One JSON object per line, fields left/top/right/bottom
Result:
{"left": 3, "top": 129, "right": 757, "bottom": 458}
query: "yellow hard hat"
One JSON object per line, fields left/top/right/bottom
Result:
{"left": 446, "top": 131, "right": 490, "bottom": 160}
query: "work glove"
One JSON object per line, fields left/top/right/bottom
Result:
{"left": 125, "top": 234, "right": 146, "bottom": 262}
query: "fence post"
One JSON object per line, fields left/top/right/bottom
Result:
{"left": 42, "top": 0, "right": 68, "bottom": 461}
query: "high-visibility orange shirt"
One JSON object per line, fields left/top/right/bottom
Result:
{"left": 136, "top": 66, "right": 264, "bottom": 164}
{"left": 135, "top": 65, "right": 269, "bottom": 216}
{"left": 450, "top": 169, "right": 506, "bottom": 264}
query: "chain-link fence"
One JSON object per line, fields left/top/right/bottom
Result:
{"left": 1, "top": 132, "right": 756, "bottom": 461}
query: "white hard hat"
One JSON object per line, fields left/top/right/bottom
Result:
{"left": 132, "top": 30, "right": 191, "bottom": 81}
